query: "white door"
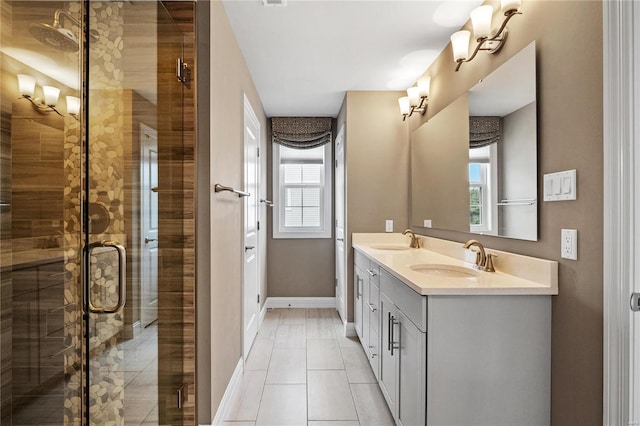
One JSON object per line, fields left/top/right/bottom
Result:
{"left": 335, "top": 127, "right": 346, "bottom": 321}
{"left": 140, "top": 124, "right": 158, "bottom": 327}
{"left": 603, "top": 1, "right": 640, "bottom": 423}
{"left": 243, "top": 95, "right": 260, "bottom": 360}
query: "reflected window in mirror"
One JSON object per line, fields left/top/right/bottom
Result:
{"left": 469, "top": 144, "right": 498, "bottom": 233}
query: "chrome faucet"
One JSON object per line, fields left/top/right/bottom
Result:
{"left": 462, "top": 239, "right": 497, "bottom": 272}
{"left": 402, "top": 229, "right": 420, "bottom": 248}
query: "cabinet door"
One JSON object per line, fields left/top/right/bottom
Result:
{"left": 354, "top": 267, "right": 364, "bottom": 340}
{"left": 397, "top": 310, "right": 426, "bottom": 426}
{"left": 379, "top": 292, "right": 398, "bottom": 419}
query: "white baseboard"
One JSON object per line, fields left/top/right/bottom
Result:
{"left": 265, "top": 296, "right": 336, "bottom": 309}
{"left": 211, "top": 358, "right": 243, "bottom": 426}
{"left": 344, "top": 321, "right": 356, "bottom": 337}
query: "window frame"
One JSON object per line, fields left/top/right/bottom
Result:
{"left": 272, "top": 142, "right": 332, "bottom": 239}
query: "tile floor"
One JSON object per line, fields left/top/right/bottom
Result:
{"left": 120, "top": 322, "right": 159, "bottom": 425}
{"left": 222, "top": 308, "right": 394, "bottom": 426}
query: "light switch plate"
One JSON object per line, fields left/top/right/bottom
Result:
{"left": 544, "top": 170, "right": 577, "bottom": 201}
{"left": 385, "top": 220, "right": 393, "bottom": 232}
{"left": 561, "top": 229, "right": 577, "bottom": 260}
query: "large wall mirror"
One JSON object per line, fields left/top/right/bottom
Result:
{"left": 411, "top": 41, "right": 537, "bottom": 241}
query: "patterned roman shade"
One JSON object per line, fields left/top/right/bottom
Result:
{"left": 272, "top": 117, "right": 332, "bottom": 149}
{"left": 469, "top": 116, "right": 502, "bottom": 148}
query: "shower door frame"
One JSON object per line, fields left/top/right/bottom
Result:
{"left": 77, "top": 1, "right": 195, "bottom": 424}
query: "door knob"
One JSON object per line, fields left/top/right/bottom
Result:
{"left": 144, "top": 237, "right": 157, "bottom": 244}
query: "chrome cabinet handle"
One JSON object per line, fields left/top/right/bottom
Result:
{"left": 86, "top": 240, "right": 126, "bottom": 314}
{"left": 356, "top": 276, "right": 362, "bottom": 299}
{"left": 366, "top": 269, "right": 377, "bottom": 277}
{"left": 367, "top": 302, "right": 377, "bottom": 312}
{"left": 144, "top": 237, "right": 157, "bottom": 244}
{"left": 337, "top": 238, "right": 344, "bottom": 242}
{"left": 387, "top": 312, "right": 392, "bottom": 351}
{"left": 390, "top": 315, "right": 399, "bottom": 356}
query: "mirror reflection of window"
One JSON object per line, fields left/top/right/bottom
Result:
{"left": 469, "top": 144, "right": 496, "bottom": 233}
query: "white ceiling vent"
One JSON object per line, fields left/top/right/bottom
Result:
{"left": 262, "top": 0, "right": 286, "bottom": 6}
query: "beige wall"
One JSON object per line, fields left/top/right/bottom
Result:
{"left": 408, "top": 1, "right": 603, "bottom": 423}
{"left": 340, "top": 91, "right": 410, "bottom": 323}
{"left": 197, "top": 1, "right": 268, "bottom": 422}
{"left": 266, "top": 122, "right": 336, "bottom": 298}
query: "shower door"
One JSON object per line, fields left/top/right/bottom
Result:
{"left": 83, "top": 1, "right": 188, "bottom": 425}
{"left": 0, "top": 1, "right": 192, "bottom": 424}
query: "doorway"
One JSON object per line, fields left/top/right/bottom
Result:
{"left": 243, "top": 95, "right": 261, "bottom": 361}
{"left": 140, "top": 124, "right": 159, "bottom": 328}
{"left": 0, "top": 1, "right": 196, "bottom": 424}
{"left": 335, "top": 127, "right": 346, "bottom": 322}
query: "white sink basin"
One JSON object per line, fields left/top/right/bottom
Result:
{"left": 370, "top": 244, "right": 410, "bottom": 251}
{"left": 409, "top": 264, "right": 478, "bottom": 278}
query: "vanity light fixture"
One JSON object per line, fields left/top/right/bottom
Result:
{"left": 451, "top": 0, "right": 522, "bottom": 72}
{"left": 17, "top": 74, "right": 76, "bottom": 117}
{"left": 398, "top": 76, "right": 430, "bottom": 121}
{"left": 65, "top": 95, "right": 80, "bottom": 116}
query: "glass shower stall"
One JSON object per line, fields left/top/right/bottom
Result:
{"left": 0, "top": 1, "right": 195, "bottom": 424}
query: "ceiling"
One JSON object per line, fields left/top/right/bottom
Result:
{"left": 222, "top": 0, "right": 483, "bottom": 117}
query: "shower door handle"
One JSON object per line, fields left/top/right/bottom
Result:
{"left": 86, "top": 240, "right": 126, "bottom": 314}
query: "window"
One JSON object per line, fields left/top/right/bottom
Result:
{"left": 469, "top": 144, "right": 495, "bottom": 233}
{"left": 469, "top": 163, "right": 487, "bottom": 229}
{"left": 273, "top": 143, "right": 332, "bottom": 238}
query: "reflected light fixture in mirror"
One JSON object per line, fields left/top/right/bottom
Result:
{"left": 398, "top": 76, "right": 430, "bottom": 121}
{"left": 17, "top": 74, "right": 35, "bottom": 98}
{"left": 66, "top": 96, "right": 80, "bottom": 116}
{"left": 17, "top": 74, "right": 73, "bottom": 117}
{"left": 42, "top": 85, "right": 60, "bottom": 106}
{"left": 451, "top": 0, "right": 522, "bottom": 71}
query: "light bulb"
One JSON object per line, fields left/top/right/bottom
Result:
{"left": 66, "top": 96, "right": 80, "bottom": 115}
{"left": 17, "top": 74, "right": 36, "bottom": 98}
{"left": 471, "top": 5, "right": 493, "bottom": 40}
{"left": 417, "top": 76, "right": 430, "bottom": 98}
{"left": 398, "top": 97, "right": 411, "bottom": 116}
{"left": 42, "top": 86, "right": 60, "bottom": 106}
{"left": 451, "top": 30, "right": 471, "bottom": 62}
{"left": 407, "top": 87, "right": 421, "bottom": 107}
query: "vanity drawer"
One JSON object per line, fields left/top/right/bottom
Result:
{"left": 380, "top": 268, "right": 427, "bottom": 332}
{"left": 366, "top": 261, "right": 380, "bottom": 286}
{"left": 355, "top": 250, "right": 368, "bottom": 271}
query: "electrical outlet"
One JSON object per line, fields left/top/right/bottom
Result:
{"left": 385, "top": 220, "right": 393, "bottom": 232}
{"left": 423, "top": 219, "right": 432, "bottom": 228}
{"left": 561, "top": 229, "right": 577, "bottom": 260}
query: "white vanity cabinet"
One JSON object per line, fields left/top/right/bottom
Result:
{"left": 379, "top": 268, "right": 427, "bottom": 426}
{"left": 353, "top": 246, "right": 552, "bottom": 426}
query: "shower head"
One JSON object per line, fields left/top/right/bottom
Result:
{"left": 29, "top": 10, "right": 99, "bottom": 52}
{"left": 29, "top": 23, "right": 79, "bottom": 52}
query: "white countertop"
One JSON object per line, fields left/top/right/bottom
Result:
{"left": 353, "top": 235, "right": 558, "bottom": 296}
